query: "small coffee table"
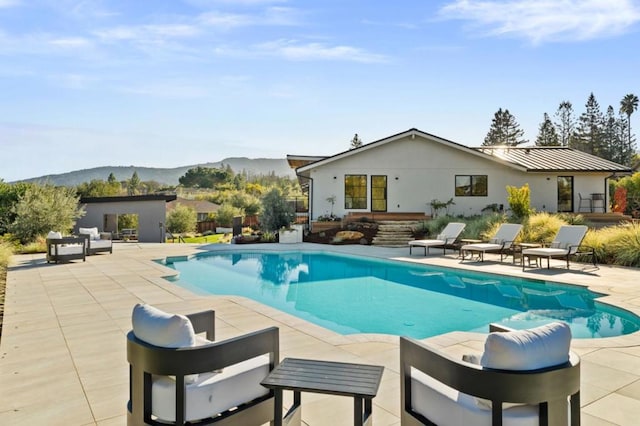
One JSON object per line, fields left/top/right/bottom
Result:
{"left": 261, "top": 357, "right": 384, "bottom": 426}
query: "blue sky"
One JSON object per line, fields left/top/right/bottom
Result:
{"left": 2, "top": 0, "right": 639, "bottom": 182}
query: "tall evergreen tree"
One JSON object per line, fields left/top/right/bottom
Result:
{"left": 602, "top": 105, "right": 622, "bottom": 163}
{"left": 349, "top": 133, "right": 363, "bottom": 149}
{"left": 535, "top": 113, "right": 560, "bottom": 146}
{"left": 483, "top": 108, "right": 527, "bottom": 146}
{"left": 573, "top": 93, "right": 604, "bottom": 156}
{"left": 554, "top": 101, "right": 575, "bottom": 147}
{"left": 620, "top": 93, "right": 638, "bottom": 164}
{"left": 127, "top": 171, "right": 141, "bottom": 196}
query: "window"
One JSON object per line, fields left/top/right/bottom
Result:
{"left": 345, "top": 175, "right": 367, "bottom": 209}
{"left": 455, "top": 175, "right": 488, "bottom": 196}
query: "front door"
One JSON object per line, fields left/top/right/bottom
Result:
{"left": 557, "top": 176, "right": 573, "bottom": 212}
{"left": 371, "top": 175, "right": 387, "bottom": 212}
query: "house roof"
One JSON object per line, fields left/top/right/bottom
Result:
{"left": 290, "top": 128, "right": 632, "bottom": 175}
{"left": 166, "top": 197, "right": 220, "bottom": 213}
{"left": 79, "top": 194, "right": 177, "bottom": 203}
{"left": 475, "top": 146, "right": 631, "bottom": 172}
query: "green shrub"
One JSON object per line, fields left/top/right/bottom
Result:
{"left": 460, "top": 213, "right": 507, "bottom": 240}
{"left": 0, "top": 241, "right": 13, "bottom": 269}
{"left": 601, "top": 223, "right": 640, "bottom": 267}
{"left": 19, "top": 237, "right": 47, "bottom": 254}
{"left": 166, "top": 204, "right": 197, "bottom": 234}
{"left": 506, "top": 184, "right": 532, "bottom": 219}
{"left": 519, "top": 212, "right": 567, "bottom": 244}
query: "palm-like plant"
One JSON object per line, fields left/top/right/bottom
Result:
{"left": 620, "top": 93, "right": 639, "bottom": 158}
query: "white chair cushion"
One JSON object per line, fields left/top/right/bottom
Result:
{"left": 131, "top": 304, "right": 196, "bottom": 349}
{"left": 480, "top": 322, "right": 571, "bottom": 370}
{"left": 79, "top": 227, "right": 100, "bottom": 240}
{"left": 521, "top": 247, "right": 569, "bottom": 257}
{"left": 47, "top": 231, "right": 62, "bottom": 239}
{"left": 461, "top": 243, "right": 502, "bottom": 252}
{"left": 410, "top": 368, "right": 539, "bottom": 426}
{"left": 151, "top": 354, "right": 271, "bottom": 422}
{"left": 409, "top": 239, "right": 446, "bottom": 246}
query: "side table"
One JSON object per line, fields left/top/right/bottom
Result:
{"left": 261, "top": 357, "right": 384, "bottom": 426}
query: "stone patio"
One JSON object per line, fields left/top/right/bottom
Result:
{"left": 2, "top": 242, "right": 640, "bottom": 425}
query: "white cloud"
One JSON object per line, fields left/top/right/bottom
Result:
{"left": 198, "top": 6, "right": 301, "bottom": 29}
{"left": 256, "top": 39, "right": 387, "bottom": 63}
{"left": 439, "top": 0, "right": 640, "bottom": 44}
{"left": 94, "top": 24, "right": 200, "bottom": 43}
{"left": 48, "top": 37, "right": 93, "bottom": 48}
{"left": 118, "top": 81, "right": 209, "bottom": 99}
{"left": 0, "top": 0, "right": 20, "bottom": 8}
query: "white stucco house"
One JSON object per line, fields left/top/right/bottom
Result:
{"left": 288, "top": 128, "right": 631, "bottom": 222}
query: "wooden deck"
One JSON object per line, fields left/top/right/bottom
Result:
{"left": 344, "top": 212, "right": 430, "bottom": 222}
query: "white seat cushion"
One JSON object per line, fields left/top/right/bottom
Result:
{"left": 89, "top": 239, "right": 112, "bottom": 249}
{"left": 409, "top": 239, "right": 446, "bottom": 247}
{"left": 151, "top": 354, "right": 271, "bottom": 422}
{"left": 410, "top": 369, "right": 539, "bottom": 426}
{"left": 461, "top": 243, "right": 502, "bottom": 252}
{"left": 49, "top": 244, "right": 84, "bottom": 256}
{"left": 521, "top": 248, "right": 569, "bottom": 257}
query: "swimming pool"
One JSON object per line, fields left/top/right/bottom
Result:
{"left": 163, "top": 251, "right": 640, "bottom": 339}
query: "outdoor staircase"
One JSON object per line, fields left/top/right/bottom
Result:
{"left": 372, "top": 220, "right": 421, "bottom": 247}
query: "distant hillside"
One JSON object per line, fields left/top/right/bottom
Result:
{"left": 18, "top": 157, "right": 296, "bottom": 187}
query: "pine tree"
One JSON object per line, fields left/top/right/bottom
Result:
{"left": 127, "top": 171, "right": 140, "bottom": 196}
{"left": 535, "top": 113, "right": 560, "bottom": 146}
{"left": 554, "top": 101, "right": 575, "bottom": 147}
{"left": 483, "top": 108, "right": 527, "bottom": 146}
{"left": 573, "top": 93, "right": 604, "bottom": 156}
{"left": 349, "top": 133, "right": 363, "bottom": 149}
{"left": 602, "top": 105, "right": 622, "bottom": 163}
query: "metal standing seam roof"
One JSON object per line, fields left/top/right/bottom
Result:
{"left": 474, "top": 146, "right": 632, "bottom": 173}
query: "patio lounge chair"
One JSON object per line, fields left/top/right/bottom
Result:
{"left": 460, "top": 223, "right": 523, "bottom": 262}
{"left": 127, "top": 304, "right": 279, "bottom": 426}
{"left": 46, "top": 231, "right": 86, "bottom": 264}
{"left": 409, "top": 222, "right": 466, "bottom": 255}
{"left": 400, "top": 322, "right": 580, "bottom": 426}
{"left": 521, "top": 225, "right": 592, "bottom": 270}
{"left": 79, "top": 226, "right": 113, "bottom": 255}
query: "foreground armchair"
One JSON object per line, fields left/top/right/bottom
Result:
{"left": 127, "top": 304, "right": 279, "bottom": 425}
{"left": 400, "top": 322, "right": 580, "bottom": 426}
{"left": 46, "top": 231, "right": 86, "bottom": 264}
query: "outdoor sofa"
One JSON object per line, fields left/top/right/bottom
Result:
{"left": 46, "top": 231, "right": 86, "bottom": 264}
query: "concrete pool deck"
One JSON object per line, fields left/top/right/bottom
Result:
{"left": 2, "top": 242, "right": 640, "bottom": 425}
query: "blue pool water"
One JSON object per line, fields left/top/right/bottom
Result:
{"left": 163, "top": 251, "right": 640, "bottom": 339}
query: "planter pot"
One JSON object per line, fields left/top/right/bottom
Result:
{"left": 279, "top": 228, "right": 302, "bottom": 243}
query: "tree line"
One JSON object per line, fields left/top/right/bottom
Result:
{"left": 482, "top": 92, "right": 638, "bottom": 166}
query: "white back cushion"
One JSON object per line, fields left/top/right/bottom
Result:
{"left": 480, "top": 322, "right": 571, "bottom": 370}
{"left": 79, "top": 227, "right": 100, "bottom": 240}
{"left": 47, "top": 231, "right": 62, "bottom": 239}
{"left": 132, "top": 303, "right": 196, "bottom": 348}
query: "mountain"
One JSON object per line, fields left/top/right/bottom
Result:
{"left": 18, "top": 157, "right": 296, "bottom": 187}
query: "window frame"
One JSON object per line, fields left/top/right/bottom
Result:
{"left": 455, "top": 175, "right": 488, "bottom": 197}
{"left": 344, "top": 174, "right": 368, "bottom": 209}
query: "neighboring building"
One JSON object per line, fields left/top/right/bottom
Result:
{"left": 166, "top": 197, "right": 220, "bottom": 222}
{"left": 77, "top": 194, "right": 177, "bottom": 243}
{"left": 288, "top": 128, "right": 631, "bottom": 221}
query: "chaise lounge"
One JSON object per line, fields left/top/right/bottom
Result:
{"left": 409, "top": 222, "right": 466, "bottom": 255}
{"left": 521, "top": 225, "right": 593, "bottom": 270}
{"left": 400, "top": 322, "right": 580, "bottom": 426}
{"left": 460, "top": 223, "right": 523, "bottom": 262}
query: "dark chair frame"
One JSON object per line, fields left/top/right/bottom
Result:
{"left": 400, "top": 324, "right": 581, "bottom": 426}
{"left": 460, "top": 240, "right": 517, "bottom": 263}
{"left": 522, "top": 244, "right": 597, "bottom": 270}
{"left": 127, "top": 309, "right": 280, "bottom": 426}
{"left": 46, "top": 237, "right": 86, "bottom": 263}
{"left": 80, "top": 232, "right": 113, "bottom": 255}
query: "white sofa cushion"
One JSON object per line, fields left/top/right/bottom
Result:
{"left": 480, "top": 322, "right": 571, "bottom": 370}
{"left": 49, "top": 244, "right": 84, "bottom": 256}
{"left": 131, "top": 304, "right": 196, "bottom": 349}
{"left": 79, "top": 227, "right": 100, "bottom": 240}
{"left": 151, "top": 354, "right": 270, "bottom": 422}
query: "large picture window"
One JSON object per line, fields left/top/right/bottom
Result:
{"left": 345, "top": 175, "right": 367, "bottom": 209}
{"left": 455, "top": 175, "right": 488, "bottom": 196}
